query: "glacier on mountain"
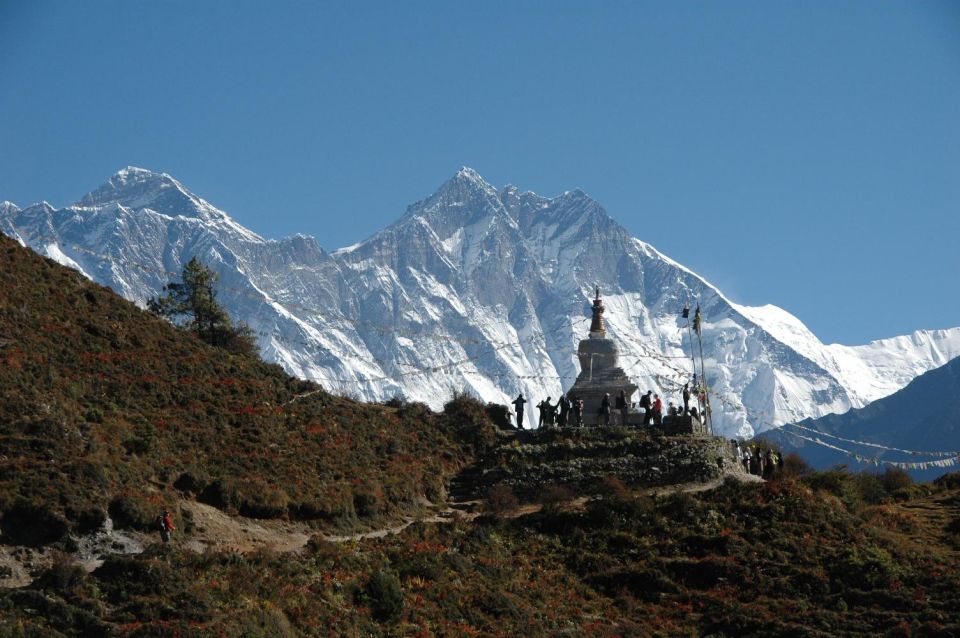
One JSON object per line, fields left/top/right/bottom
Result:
{"left": 3, "top": 167, "right": 959, "bottom": 438}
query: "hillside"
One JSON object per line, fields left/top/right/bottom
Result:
{"left": 2, "top": 232, "right": 960, "bottom": 635}
{"left": 0, "top": 232, "right": 474, "bottom": 550}
{"left": 5, "top": 167, "right": 960, "bottom": 438}
{"left": 769, "top": 356, "right": 960, "bottom": 480}
{"left": 5, "top": 468, "right": 960, "bottom": 636}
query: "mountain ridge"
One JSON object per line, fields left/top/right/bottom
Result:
{"left": 4, "top": 166, "right": 960, "bottom": 437}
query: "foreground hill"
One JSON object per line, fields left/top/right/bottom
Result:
{"left": 4, "top": 168, "right": 960, "bottom": 437}
{"left": 770, "top": 356, "right": 960, "bottom": 481}
{"left": 4, "top": 469, "right": 960, "bottom": 636}
{"left": 0, "top": 233, "right": 473, "bottom": 548}
{"left": 2, "top": 233, "right": 960, "bottom": 635}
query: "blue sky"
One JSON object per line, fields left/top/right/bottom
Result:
{"left": 1, "top": 1, "right": 958, "bottom": 345}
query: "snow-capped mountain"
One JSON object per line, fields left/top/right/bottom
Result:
{"left": 3, "top": 167, "right": 959, "bottom": 437}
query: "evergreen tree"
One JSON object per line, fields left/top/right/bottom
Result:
{"left": 148, "top": 258, "right": 257, "bottom": 356}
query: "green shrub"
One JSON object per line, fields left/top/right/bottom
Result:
{"left": 881, "top": 468, "right": 913, "bottom": 494}
{"left": 366, "top": 568, "right": 404, "bottom": 622}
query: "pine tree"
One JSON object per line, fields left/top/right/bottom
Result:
{"left": 148, "top": 257, "right": 257, "bottom": 356}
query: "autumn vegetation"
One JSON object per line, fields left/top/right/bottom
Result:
{"left": 2, "top": 235, "right": 960, "bottom": 636}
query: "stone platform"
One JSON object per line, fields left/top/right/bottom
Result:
{"left": 448, "top": 427, "right": 743, "bottom": 502}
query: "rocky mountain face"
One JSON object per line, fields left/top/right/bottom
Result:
{"left": 3, "top": 166, "right": 959, "bottom": 437}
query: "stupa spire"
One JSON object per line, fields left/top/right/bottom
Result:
{"left": 589, "top": 285, "right": 606, "bottom": 337}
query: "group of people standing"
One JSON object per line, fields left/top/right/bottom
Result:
{"left": 732, "top": 441, "right": 783, "bottom": 479}
{"left": 510, "top": 381, "right": 702, "bottom": 429}
{"left": 512, "top": 393, "right": 586, "bottom": 428}
{"left": 636, "top": 382, "right": 701, "bottom": 426}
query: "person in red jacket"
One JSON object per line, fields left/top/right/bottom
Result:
{"left": 652, "top": 394, "right": 663, "bottom": 426}
{"left": 158, "top": 510, "right": 175, "bottom": 543}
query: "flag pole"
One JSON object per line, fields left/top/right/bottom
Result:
{"left": 682, "top": 299, "right": 698, "bottom": 402}
{"left": 694, "top": 304, "right": 712, "bottom": 435}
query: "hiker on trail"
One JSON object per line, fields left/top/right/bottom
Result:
{"left": 652, "top": 394, "right": 663, "bottom": 425}
{"left": 599, "top": 393, "right": 612, "bottom": 426}
{"left": 639, "top": 390, "right": 652, "bottom": 425}
{"left": 573, "top": 396, "right": 584, "bottom": 427}
{"left": 158, "top": 510, "right": 175, "bottom": 543}
{"left": 512, "top": 393, "right": 527, "bottom": 429}
{"left": 556, "top": 395, "right": 570, "bottom": 428}
{"left": 668, "top": 402, "right": 678, "bottom": 417}
{"left": 615, "top": 390, "right": 628, "bottom": 426}
{"left": 682, "top": 383, "right": 691, "bottom": 415}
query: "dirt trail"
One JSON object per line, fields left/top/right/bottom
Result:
{"left": 144, "top": 474, "right": 768, "bottom": 557}
{"left": 0, "top": 473, "right": 762, "bottom": 588}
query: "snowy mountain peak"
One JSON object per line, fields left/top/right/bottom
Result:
{"left": 4, "top": 167, "right": 960, "bottom": 439}
{"left": 77, "top": 166, "right": 214, "bottom": 220}
{"left": 435, "top": 166, "right": 499, "bottom": 199}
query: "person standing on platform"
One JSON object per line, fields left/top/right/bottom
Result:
{"left": 616, "top": 390, "right": 628, "bottom": 426}
{"left": 512, "top": 393, "right": 527, "bottom": 429}
{"left": 600, "top": 393, "right": 612, "bottom": 426}
{"left": 573, "top": 396, "right": 584, "bottom": 427}
{"left": 556, "top": 395, "right": 570, "bottom": 428}
{"left": 682, "top": 383, "right": 691, "bottom": 415}
{"left": 537, "top": 398, "right": 551, "bottom": 428}
{"left": 653, "top": 394, "right": 663, "bottom": 426}
{"left": 639, "top": 390, "right": 652, "bottom": 425}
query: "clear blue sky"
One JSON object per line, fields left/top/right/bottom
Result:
{"left": 2, "top": 1, "right": 958, "bottom": 346}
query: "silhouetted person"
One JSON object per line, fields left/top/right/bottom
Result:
{"left": 616, "top": 390, "right": 628, "bottom": 426}
{"left": 537, "top": 397, "right": 555, "bottom": 428}
{"left": 556, "top": 395, "right": 570, "bottom": 427}
{"left": 682, "top": 383, "right": 691, "bottom": 415}
{"left": 573, "top": 396, "right": 584, "bottom": 427}
{"left": 512, "top": 393, "right": 527, "bottom": 429}
{"left": 639, "top": 390, "right": 652, "bottom": 425}
{"left": 600, "top": 393, "right": 612, "bottom": 426}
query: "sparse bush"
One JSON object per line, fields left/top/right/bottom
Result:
{"left": 442, "top": 394, "right": 497, "bottom": 453}
{"left": 235, "top": 480, "right": 289, "bottom": 519}
{"left": 782, "top": 452, "right": 813, "bottom": 477}
{"left": 484, "top": 402, "right": 512, "bottom": 430}
{"left": 0, "top": 502, "right": 70, "bottom": 547}
{"left": 538, "top": 484, "right": 575, "bottom": 510}
{"left": 485, "top": 484, "right": 520, "bottom": 515}
{"left": 108, "top": 496, "right": 160, "bottom": 532}
{"left": 173, "top": 470, "right": 209, "bottom": 496}
{"left": 353, "top": 490, "right": 380, "bottom": 519}
{"left": 35, "top": 552, "right": 87, "bottom": 592}
{"left": 596, "top": 475, "right": 631, "bottom": 502}
{"left": 881, "top": 467, "right": 913, "bottom": 494}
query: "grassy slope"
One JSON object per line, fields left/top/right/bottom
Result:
{"left": 0, "top": 234, "right": 468, "bottom": 544}
{"left": 4, "top": 473, "right": 960, "bottom": 636}
{"left": 2, "top": 235, "right": 960, "bottom": 636}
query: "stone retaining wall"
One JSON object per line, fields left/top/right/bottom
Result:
{"left": 450, "top": 428, "right": 745, "bottom": 502}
